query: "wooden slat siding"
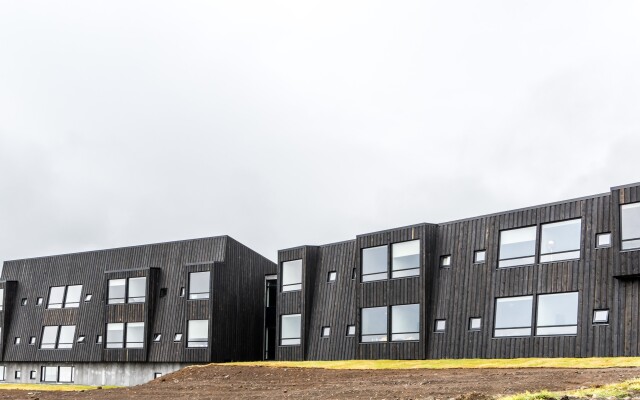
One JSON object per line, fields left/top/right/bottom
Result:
{"left": 0, "top": 235, "right": 275, "bottom": 364}
{"left": 0, "top": 281, "right": 17, "bottom": 361}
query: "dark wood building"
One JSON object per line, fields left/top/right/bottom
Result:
{"left": 0, "top": 236, "right": 276, "bottom": 385}
{"left": 275, "top": 182, "right": 640, "bottom": 360}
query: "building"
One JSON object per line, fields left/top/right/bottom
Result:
{"left": 275, "top": 182, "right": 640, "bottom": 361}
{"left": 0, "top": 236, "right": 276, "bottom": 386}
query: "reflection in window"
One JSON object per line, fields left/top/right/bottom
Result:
{"left": 128, "top": 278, "right": 147, "bottom": 303}
{"left": 189, "top": 271, "right": 211, "bottom": 299}
{"left": 41, "top": 326, "right": 58, "bottom": 349}
{"left": 282, "top": 260, "right": 303, "bottom": 291}
{"left": 40, "top": 325, "right": 76, "bottom": 349}
{"left": 126, "top": 322, "right": 145, "bottom": 348}
{"left": 593, "top": 309, "right": 609, "bottom": 324}
{"left": 106, "top": 323, "right": 124, "bottom": 348}
{"left": 108, "top": 279, "right": 126, "bottom": 304}
{"left": 536, "top": 292, "right": 578, "bottom": 335}
{"left": 108, "top": 278, "right": 147, "bottom": 304}
{"left": 362, "top": 246, "right": 388, "bottom": 282}
{"left": 621, "top": 203, "right": 640, "bottom": 250}
{"left": 361, "top": 307, "right": 387, "bottom": 342}
{"left": 392, "top": 240, "right": 420, "bottom": 278}
{"left": 187, "top": 320, "right": 209, "bottom": 348}
{"left": 498, "top": 227, "right": 537, "bottom": 268}
{"left": 47, "top": 286, "right": 66, "bottom": 309}
{"left": 280, "top": 314, "right": 301, "bottom": 345}
{"left": 494, "top": 296, "right": 533, "bottom": 337}
{"left": 64, "top": 285, "right": 82, "bottom": 308}
{"left": 391, "top": 304, "right": 419, "bottom": 341}
{"left": 540, "top": 219, "right": 582, "bottom": 263}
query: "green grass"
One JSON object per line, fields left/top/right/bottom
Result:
{"left": 500, "top": 377, "right": 640, "bottom": 400}
{"left": 0, "top": 383, "right": 119, "bottom": 391}
{"left": 224, "top": 357, "right": 640, "bottom": 370}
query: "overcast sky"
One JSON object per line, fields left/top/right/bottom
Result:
{"left": 1, "top": 1, "right": 639, "bottom": 265}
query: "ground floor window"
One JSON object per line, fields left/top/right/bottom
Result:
{"left": 41, "top": 366, "right": 74, "bottom": 383}
{"left": 0, "top": 366, "right": 5, "bottom": 381}
{"left": 280, "top": 314, "right": 301, "bottom": 346}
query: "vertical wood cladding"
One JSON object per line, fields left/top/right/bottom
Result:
{"left": 0, "top": 236, "right": 276, "bottom": 364}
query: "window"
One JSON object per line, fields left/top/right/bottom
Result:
{"left": 14, "top": 337, "right": 20, "bottom": 345}
{"left": 153, "top": 333, "right": 162, "bottom": 342}
{"left": 105, "top": 323, "right": 124, "bottom": 348}
{"left": 126, "top": 322, "right": 145, "bottom": 348}
{"left": 498, "top": 226, "right": 537, "bottom": 268}
{"left": 321, "top": 326, "right": 330, "bottom": 337}
{"left": 362, "top": 245, "right": 388, "bottom": 282}
{"left": 0, "top": 288, "right": 3, "bottom": 310}
{"left": 327, "top": 271, "right": 337, "bottom": 282}
{"left": 85, "top": 294, "right": 93, "bottom": 302}
{"left": 21, "top": 298, "right": 27, "bottom": 306}
{"left": 128, "top": 278, "right": 146, "bottom": 303}
{"left": 346, "top": 325, "right": 356, "bottom": 336}
{"left": 15, "top": 371, "right": 21, "bottom": 379}
{"left": 435, "top": 319, "right": 446, "bottom": 332}
{"left": 280, "top": 314, "right": 301, "bottom": 345}
{"left": 36, "top": 297, "right": 43, "bottom": 306}
{"left": 351, "top": 268, "right": 356, "bottom": 280}
{"left": 536, "top": 292, "right": 578, "bottom": 335}
{"left": 281, "top": 260, "right": 303, "bottom": 291}
{"left": 540, "top": 219, "right": 582, "bottom": 263}
{"left": 596, "top": 233, "right": 612, "bottom": 248}
{"left": 469, "top": 318, "right": 482, "bottom": 330}
{"left": 392, "top": 240, "right": 420, "bottom": 278}
{"left": 188, "top": 271, "right": 210, "bottom": 300}
{"left": 474, "top": 250, "right": 486, "bottom": 264}
{"left": 0, "top": 366, "right": 4, "bottom": 381}
{"left": 108, "top": 279, "right": 126, "bottom": 304}
{"left": 361, "top": 307, "right": 387, "bottom": 342}
{"left": 391, "top": 304, "right": 419, "bottom": 341}
{"left": 179, "top": 287, "right": 186, "bottom": 297}
{"left": 77, "top": 336, "right": 85, "bottom": 343}
{"left": 58, "top": 326, "right": 76, "bottom": 349}
{"left": 59, "top": 367, "right": 73, "bottom": 383}
{"left": 154, "top": 372, "right": 162, "bottom": 379}
{"left": 621, "top": 203, "right": 640, "bottom": 250}
{"left": 187, "top": 320, "right": 209, "bottom": 348}
{"left": 47, "top": 285, "right": 83, "bottom": 309}
{"left": 173, "top": 333, "right": 183, "bottom": 342}
{"left": 42, "top": 367, "right": 57, "bottom": 382}
{"left": 41, "top": 366, "right": 74, "bottom": 383}
{"left": 108, "top": 278, "right": 147, "bottom": 304}
{"left": 29, "top": 337, "right": 36, "bottom": 345}
{"left": 593, "top": 309, "right": 609, "bottom": 324}
{"left": 96, "top": 335, "right": 102, "bottom": 344}
{"left": 106, "top": 322, "right": 145, "bottom": 349}
{"left": 494, "top": 296, "right": 533, "bottom": 337}
{"left": 30, "top": 370, "right": 36, "bottom": 380}
{"left": 440, "top": 255, "right": 451, "bottom": 268}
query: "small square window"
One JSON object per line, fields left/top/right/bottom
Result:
{"left": 474, "top": 250, "right": 486, "bottom": 263}
{"left": 321, "top": 326, "right": 330, "bottom": 337}
{"left": 29, "top": 371, "right": 36, "bottom": 380}
{"left": 96, "top": 335, "right": 103, "bottom": 344}
{"left": 29, "top": 337, "right": 36, "bottom": 345}
{"left": 174, "top": 333, "right": 183, "bottom": 342}
{"left": 596, "top": 233, "right": 612, "bottom": 248}
{"left": 153, "top": 333, "right": 162, "bottom": 342}
{"left": 328, "top": 271, "right": 337, "bottom": 282}
{"left": 440, "top": 256, "right": 451, "bottom": 268}
{"left": 593, "top": 309, "right": 609, "bottom": 324}
{"left": 179, "top": 287, "right": 186, "bottom": 297}
{"left": 20, "top": 298, "right": 27, "bottom": 306}
{"left": 36, "top": 297, "right": 44, "bottom": 306}
{"left": 435, "top": 319, "right": 446, "bottom": 332}
{"left": 85, "top": 294, "right": 93, "bottom": 302}
{"left": 351, "top": 268, "right": 357, "bottom": 280}
{"left": 154, "top": 372, "right": 162, "bottom": 379}
{"left": 14, "top": 337, "right": 21, "bottom": 345}
{"left": 346, "top": 325, "right": 356, "bottom": 336}
{"left": 469, "top": 317, "right": 482, "bottom": 330}
{"left": 14, "top": 371, "right": 21, "bottom": 379}
{"left": 77, "top": 336, "right": 86, "bottom": 343}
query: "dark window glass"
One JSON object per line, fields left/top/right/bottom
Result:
{"left": 36, "top": 297, "right": 43, "bottom": 306}
{"left": 391, "top": 304, "right": 419, "bottom": 341}
{"left": 280, "top": 314, "right": 301, "bottom": 345}
{"left": 128, "top": 277, "right": 146, "bottom": 303}
{"left": 47, "top": 286, "right": 66, "bottom": 309}
{"left": 540, "top": 219, "right": 582, "bottom": 263}
{"left": 361, "top": 307, "right": 387, "bottom": 342}
{"left": 106, "top": 323, "right": 124, "bottom": 348}
{"left": 536, "top": 292, "right": 578, "bottom": 336}
{"left": 392, "top": 240, "right": 420, "bottom": 278}
{"left": 621, "top": 203, "right": 640, "bottom": 250}
{"left": 187, "top": 320, "right": 209, "bottom": 348}
{"left": 64, "top": 285, "right": 82, "bottom": 308}
{"left": 494, "top": 296, "right": 533, "bottom": 337}
{"left": 362, "top": 245, "right": 388, "bottom": 282}
{"left": 189, "top": 271, "right": 210, "bottom": 300}
{"left": 282, "top": 260, "right": 302, "bottom": 291}
{"left": 126, "top": 322, "right": 145, "bottom": 348}
{"left": 108, "top": 279, "right": 126, "bottom": 304}
{"left": 498, "top": 227, "right": 537, "bottom": 268}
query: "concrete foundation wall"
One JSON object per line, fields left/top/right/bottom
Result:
{"left": 0, "top": 362, "right": 192, "bottom": 387}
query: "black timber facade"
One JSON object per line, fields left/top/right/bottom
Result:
{"left": 275, "top": 182, "right": 640, "bottom": 360}
{"left": 0, "top": 236, "right": 276, "bottom": 385}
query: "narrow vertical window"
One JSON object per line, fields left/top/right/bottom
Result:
{"left": 498, "top": 227, "right": 537, "bottom": 268}
{"left": 188, "top": 271, "right": 211, "bottom": 299}
{"left": 57, "top": 326, "right": 76, "bottom": 349}
{"left": 621, "top": 203, "right": 640, "bottom": 250}
{"left": 540, "top": 219, "right": 582, "bottom": 263}
{"left": 281, "top": 260, "right": 303, "bottom": 292}
{"left": 361, "top": 245, "right": 388, "bottom": 282}
{"left": 0, "top": 288, "right": 4, "bottom": 311}
{"left": 361, "top": 307, "right": 387, "bottom": 342}
{"left": 392, "top": 240, "right": 420, "bottom": 278}
{"left": 280, "top": 314, "right": 301, "bottom": 345}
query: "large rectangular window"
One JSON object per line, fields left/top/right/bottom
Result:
{"left": 39, "top": 325, "right": 76, "bottom": 349}
{"left": 280, "top": 314, "right": 301, "bottom": 345}
{"left": 108, "top": 277, "right": 147, "bottom": 304}
{"left": 41, "top": 366, "right": 74, "bottom": 383}
{"left": 494, "top": 296, "right": 533, "bottom": 337}
{"left": 362, "top": 245, "right": 388, "bottom": 282}
{"left": 391, "top": 304, "right": 419, "bottom": 341}
{"left": 540, "top": 219, "right": 582, "bottom": 263}
{"left": 498, "top": 227, "right": 537, "bottom": 268}
{"left": 622, "top": 203, "right": 640, "bottom": 250}
{"left": 126, "top": 322, "right": 145, "bottom": 348}
{"left": 106, "top": 322, "right": 145, "bottom": 349}
{"left": 106, "top": 323, "right": 124, "bottom": 348}
{"left": 107, "top": 279, "right": 126, "bottom": 304}
{"left": 392, "top": 240, "right": 420, "bottom": 278}
{"left": 536, "top": 292, "right": 579, "bottom": 335}
{"left": 188, "top": 271, "right": 210, "bottom": 300}
{"left": 127, "top": 278, "right": 146, "bottom": 303}
{"left": 187, "top": 320, "right": 209, "bottom": 348}
{"left": 361, "top": 306, "right": 387, "bottom": 342}
{"left": 281, "top": 260, "right": 302, "bottom": 292}
{"left": 47, "top": 286, "right": 66, "bottom": 309}
{"left": 64, "top": 285, "right": 82, "bottom": 308}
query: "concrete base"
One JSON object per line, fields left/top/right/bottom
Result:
{"left": 0, "top": 362, "right": 192, "bottom": 387}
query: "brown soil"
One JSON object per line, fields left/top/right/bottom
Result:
{"left": 1, "top": 366, "right": 639, "bottom": 400}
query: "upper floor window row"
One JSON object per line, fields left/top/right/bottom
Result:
{"left": 622, "top": 203, "right": 640, "bottom": 251}
{"left": 188, "top": 271, "right": 210, "bottom": 300}
{"left": 281, "top": 260, "right": 302, "bottom": 292}
{"left": 362, "top": 240, "right": 420, "bottom": 282}
{"left": 48, "top": 285, "right": 83, "bottom": 309}
{"left": 498, "top": 219, "right": 582, "bottom": 268}
{"left": 108, "top": 277, "right": 146, "bottom": 305}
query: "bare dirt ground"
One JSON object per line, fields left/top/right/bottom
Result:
{"left": 1, "top": 366, "right": 639, "bottom": 400}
